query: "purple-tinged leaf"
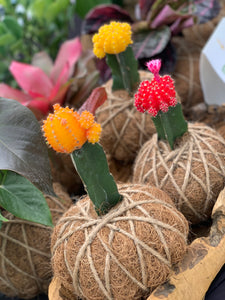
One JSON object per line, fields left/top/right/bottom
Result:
{"left": 194, "top": 0, "right": 221, "bottom": 24}
{"left": 82, "top": 4, "right": 133, "bottom": 34}
{"left": 170, "top": 16, "right": 195, "bottom": 35}
{"left": 132, "top": 26, "right": 171, "bottom": 60}
{"left": 95, "top": 58, "right": 111, "bottom": 84}
{"left": 149, "top": 0, "right": 188, "bottom": 23}
{"left": 137, "top": 0, "right": 155, "bottom": 20}
{"left": 150, "top": 4, "right": 196, "bottom": 34}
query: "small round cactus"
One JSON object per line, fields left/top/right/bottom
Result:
{"left": 42, "top": 104, "right": 101, "bottom": 153}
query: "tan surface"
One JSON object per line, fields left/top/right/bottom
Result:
{"left": 147, "top": 188, "right": 225, "bottom": 300}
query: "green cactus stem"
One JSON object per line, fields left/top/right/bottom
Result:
{"left": 71, "top": 142, "right": 123, "bottom": 216}
{"left": 106, "top": 46, "right": 140, "bottom": 95}
{"left": 152, "top": 103, "right": 188, "bottom": 150}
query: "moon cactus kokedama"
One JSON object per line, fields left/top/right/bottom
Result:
{"left": 42, "top": 101, "right": 189, "bottom": 300}
{"left": 133, "top": 59, "right": 225, "bottom": 224}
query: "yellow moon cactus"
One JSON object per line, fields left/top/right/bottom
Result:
{"left": 92, "top": 21, "right": 133, "bottom": 58}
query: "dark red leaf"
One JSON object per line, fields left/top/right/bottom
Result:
{"left": 82, "top": 4, "right": 133, "bottom": 34}
{"left": 78, "top": 87, "right": 107, "bottom": 115}
{"left": 95, "top": 58, "right": 111, "bottom": 84}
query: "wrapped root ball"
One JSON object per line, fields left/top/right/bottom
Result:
{"left": 172, "top": 37, "right": 203, "bottom": 111}
{"left": 133, "top": 123, "right": 225, "bottom": 224}
{"left": 95, "top": 71, "right": 156, "bottom": 163}
{"left": 51, "top": 183, "right": 188, "bottom": 300}
{"left": 0, "top": 183, "right": 72, "bottom": 299}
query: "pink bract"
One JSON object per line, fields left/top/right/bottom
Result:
{"left": 0, "top": 37, "right": 82, "bottom": 119}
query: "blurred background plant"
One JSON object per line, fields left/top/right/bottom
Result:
{"left": 0, "top": 0, "right": 221, "bottom": 118}
{"left": 82, "top": 0, "right": 221, "bottom": 78}
{"left": 0, "top": 0, "right": 123, "bottom": 87}
{"left": 0, "top": 0, "right": 72, "bottom": 85}
{"left": 0, "top": 0, "right": 125, "bottom": 117}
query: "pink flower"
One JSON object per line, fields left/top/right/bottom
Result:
{"left": 134, "top": 59, "right": 177, "bottom": 117}
{"left": 0, "top": 38, "right": 82, "bottom": 119}
{"left": 146, "top": 59, "right": 161, "bottom": 82}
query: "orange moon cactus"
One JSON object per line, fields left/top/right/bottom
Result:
{"left": 42, "top": 104, "right": 101, "bottom": 153}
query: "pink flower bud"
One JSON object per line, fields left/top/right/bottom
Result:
{"left": 146, "top": 59, "right": 161, "bottom": 82}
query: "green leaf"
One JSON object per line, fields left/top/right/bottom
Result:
{"left": 0, "top": 32, "right": 15, "bottom": 46}
{"left": 71, "top": 142, "right": 122, "bottom": 215}
{"left": 28, "top": 0, "right": 52, "bottom": 19}
{"left": 0, "top": 212, "right": 8, "bottom": 229}
{"left": 152, "top": 103, "right": 188, "bottom": 149}
{"left": 0, "top": 170, "right": 53, "bottom": 226}
{"left": 45, "top": 0, "right": 70, "bottom": 21}
{"left": 106, "top": 46, "right": 140, "bottom": 95}
{"left": 3, "top": 16, "right": 23, "bottom": 39}
{"left": 0, "top": 212, "right": 8, "bottom": 223}
{"left": 0, "top": 23, "right": 7, "bottom": 35}
{"left": 74, "top": 0, "right": 111, "bottom": 18}
{"left": 0, "top": 98, "right": 54, "bottom": 195}
{"left": 0, "top": 0, "right": 8, "bottom": 8}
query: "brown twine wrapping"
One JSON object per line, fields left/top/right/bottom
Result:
{"left": 51, "top": 183, "right": 188, "bottom": 300}
{"left": 0, "top": 182, "right": 72, "bottom": 299}
{"left": 217, "top": 124, "right": 225, "bottom": 141}
{"left": 133, "top": 123, "right": 225, "bottom": 224}
{"left": 96, "top": 71, "right": 156, "bottom": 163}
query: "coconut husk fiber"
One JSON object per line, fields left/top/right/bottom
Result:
{"left": 0, "top": 182, "right": 73, "bottom": 299}
{"left": 107, "top": 154, "right": 132, "bottom": 183}
{"left": 51, "top": 183, "right": 189, "bottom": 300}
{"left": 95, "top": 70, "right": 156, "bottom": 164}
{"left": 132, "top": 123, "right": 225, "bottom": 224}
{"left": 171, "top": 37, "right": 203, "bottom": 113}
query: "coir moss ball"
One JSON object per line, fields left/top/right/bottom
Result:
{"left": 51, "top": 183, "right": 188, "bottom": 300}
{"left": 0, "top": 183, "right": 72, "bottom": 299}
{"left": 133, "top": 123, "right": 225, "bottom": 224}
